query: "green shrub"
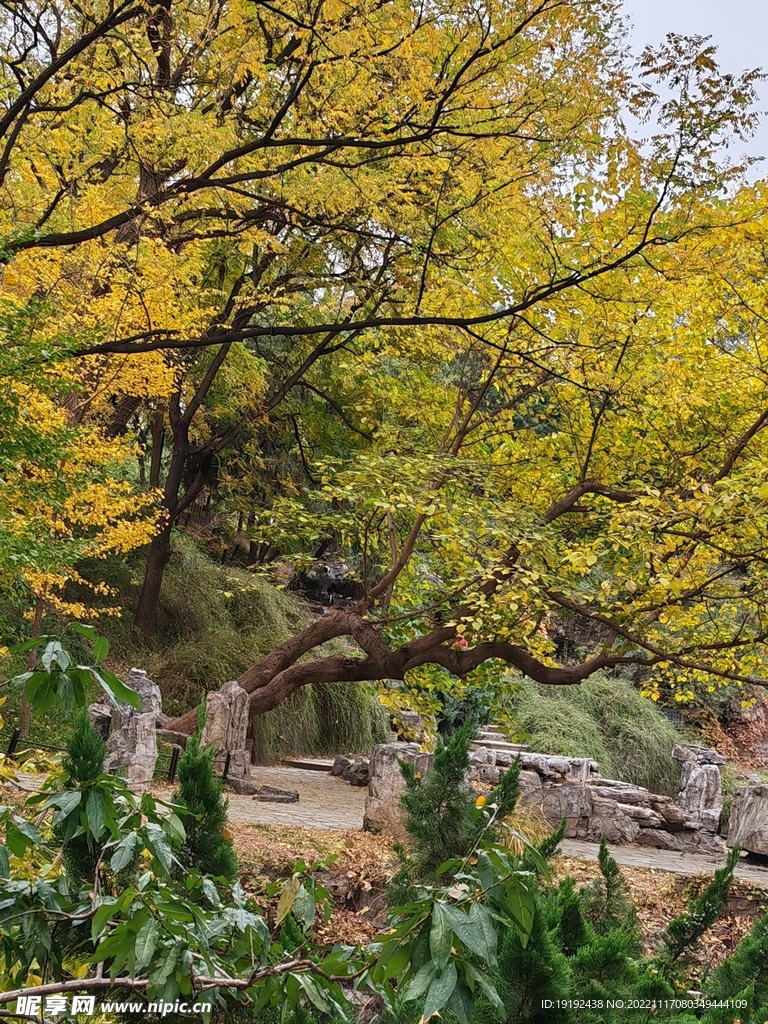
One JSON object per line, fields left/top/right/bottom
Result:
{"left": 512, "top": 673, "right": 682, "bottom": 795}
{"left": 173, "top": 732, "right": 239, "bottom": 880}
{"left": 54, "top": 709, "right": 107, "bottom": 890}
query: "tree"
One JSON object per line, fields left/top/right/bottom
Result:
{"left": 1, "top": 0, "right": 761, "bottom": 639}
{"left": 2, "top": 0, "right": 768, "bottom": 726}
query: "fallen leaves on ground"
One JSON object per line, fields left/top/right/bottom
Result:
{"left": 226, "top": 822, "right": 766, "bottom": 978}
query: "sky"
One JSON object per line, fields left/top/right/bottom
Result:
{"left": 625, "top": 0, "right": 768, "bottom": 163}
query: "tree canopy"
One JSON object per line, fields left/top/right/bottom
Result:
{"left": 1, "top": 0, "right": 768, "bottom": 731}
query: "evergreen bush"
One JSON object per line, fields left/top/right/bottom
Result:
{"left": 173, "top": 732, "right": 239, "bottom": 879}
{"left": 55, "top": 709, "right": 107, "bottom": 890}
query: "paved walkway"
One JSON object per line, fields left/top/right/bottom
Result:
{"left": 229, "top": 767, "right": 768, "bottom": 885}
{"left": 227, "top": 766, "right": 368, "bottom": 830}
{"left": 560, "top": 838, "right": 768, "bottom": 887}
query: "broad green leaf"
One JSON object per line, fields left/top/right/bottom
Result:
{"left": 92, "top": 668, "right": 141, "bottom": 709}
{"left": 111, "top": 830, "right": 140, "bottom": 873}
{"left": 91, "top": 899, "right": 118, "bottom": 943}
{"left": 422, "top": 963, "right": 458, "bottom": 1021}
{"left": 429, "top": 902, "right": 452, "bottom": 966}
{"left": 447, "top": 980, "right": 475, "bottom": 1024}
{"left": 85, "top": 789, "right": 106, "bottom": 839}
{"left": 443, "top": 902, "right": 494, "bottom": 963}
{"left": 465, "top": 965, "right": 504, "bottom": 1012}
{"left": 402, "top": 961, "right": 436, "bottom": 1003}
{"left": 93, "top": 636, "right": 109, "bottom": 664}
{"left": 468, "top": 903, "right": 497, "bottom": 966}
{"left": 293, "top": 883, "right": 316, "bottom": 931}
{"left": 135, "top": 917, "right": 160, "bottom": 969}
{"left": 201, "top": 878, "right": 222, "bottom": 907}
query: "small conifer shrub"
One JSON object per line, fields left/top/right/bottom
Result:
{"left": 173, "top": 732, "right": 239, "bottom": 879}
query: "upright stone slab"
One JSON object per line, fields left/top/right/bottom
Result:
{"left": 677, "top": 763, "right": 722, "bottom": 832}
{"left": 125, "top": 668, "right": 165, "bottom": 725}
{"left": 364, "top": 743, "right": 432, "bottom": 837}
{"left": 103, "top": 707, "right": 158, "bottom": 794}
{"left": 96, "top": 668, "right": 162, "bottom": 794}
{"left": 201, "top": 678, "right": 253, "bottom": 792}
{"left": 728, "top": 785, "right": 768, "bottom": 854}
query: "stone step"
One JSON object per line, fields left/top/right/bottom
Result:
{"left": 281, "top": 758, "right": 334, "bottom": 772}
{"left": 471, "top": 739, "right": 527, "bottom": 753}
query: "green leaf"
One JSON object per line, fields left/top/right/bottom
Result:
{"left": 443, "top": 903, "right": 494, "bottom": 963}
{"left": 135, "top": 917, "right": 160, "bottom": 969}
{"left": 144, "top": 823, "right": 173, "bottom": 874}
{"left": 293, "top": 883, "right": 316, "bottom": 931}
{"left": 402, "top": 962, "right": 436, "bottom": 1003}
{"left": 111, "top": 831, "right": 140, "bottom": 873}
{"left": 296, "top": 975, "right": 331, "bottom": 1014}
{"left": 44, "top": 790, "right": 81, "bottom": 821}
{"left": 468, "top": 903, "right": 497, "bottom": 965}
{"left": 422, "top": 963, "right": 458, "bottom": 1021}
{"left": 92, "top": 668, "right": 141, "bottom": 710}
{"left": 201, "top": 878, "right": 222, "bottom": 907}
{"left": 465, "top": 965, "right": 504, "bottom": 1012}
{"left": 475, "top": 851, "right": 495, "bottom": 892}
{"left": 93, "top": 636, "right": 109, "bottom": 664}
{"left": 69, "top": 623, "right": 97, "bottom": 639}
{"left": 447, "top": 980, "right": 474, "bottom": 1024}
{"left": 91, "top": 899, "right": 118, "bottom": 943}
{"left": 429, "top": 902, "right": 452, "bottom": 966}
{"left": 85, "top": 789, "right": 106, "bottom": 839}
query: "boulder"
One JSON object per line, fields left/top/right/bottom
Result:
{"left": 520, "top": 753, "right": 572, "bottom": 778}
{"left": 678, "top": 763, "right": 722, "bottom": 831}
{"left": 541, "top": 782, "right": 592, "bottom": 837}
{"left": 254, "top": 786, "right": 299, "bottom": 803}
{"left": 588, "top": 813, "right": 640, "bottom": 844}
{"left": 470, "top": 764, "right": 501, "bottom": 786}
{"left": 588, "top": 781, "right": 652, "bottom": 806}
{"left": 650, "top": 797, "right": 689, "bottom": 832}
{"left": 201, "top": 679, "right": 251, "bottom": 782}
{"left": 636, "top": 828, "right": 685, "bottom": 851}
{"left": 672, "top": 744, "right": 727, "bottom": 766}
{"left": 517, "top": 770, "right": 544, "bottom": 807}
{"left": 616, "top": 803, "right": 664, "bottom": 828}
{"left": 103, "top": 708, "right": 157, "bottom": 794}
{"left": 331, "top": 755, "right": 370, "bottom": 786}
{"left": 469, "top": 747, "right": 497, "bottom": 766}
{"left": 88, "top": 702, "right": 112, "bottom": 741}
{"left": 226, "top": 776, "right": 257, "bottom": 795}
{"left": 125, "top": 668, "right": 165, "bottom": 725}
{"left": 728, "top": 785, "right": 768, "bottom": 854}
{"left": 364, "top": 743, "right": 432, "bottom": 836}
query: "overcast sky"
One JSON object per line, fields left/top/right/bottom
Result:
{"left": 625, "top": 0, "right": 768, "bottom": 164}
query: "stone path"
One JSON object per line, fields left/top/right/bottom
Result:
{"left": 561, "top": 838, "right": 768, "bottom": 888}
{"left": 226, "top": 766, "right": 367, "bottom": 830}
{"left": 225, "top": 767, "right": 768, "bottom": 885}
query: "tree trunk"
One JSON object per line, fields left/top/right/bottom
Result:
{"left": 134, "top": 522, "right": 173, "bottom": 637}
{"left": 149, "top": 410, "right": 165, "bottom": 489}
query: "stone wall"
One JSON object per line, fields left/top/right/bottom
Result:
{"left": 364, "top": 741, "right": 727, "bottom": 854}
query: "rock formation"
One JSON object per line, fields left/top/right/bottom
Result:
{"left": 200, "top": 678, "right": 254, "bottom": 794}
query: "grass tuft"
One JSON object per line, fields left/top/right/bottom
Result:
{"left": 512, "top": 673, "right": 683, "bottom": 796}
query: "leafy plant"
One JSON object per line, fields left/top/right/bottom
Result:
{"left": 10, "top": 623, "right": 140, "bottom": 714}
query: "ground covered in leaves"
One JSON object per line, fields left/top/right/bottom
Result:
{"left": 229, "top": 821, "right": 768, "bottom": 982}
